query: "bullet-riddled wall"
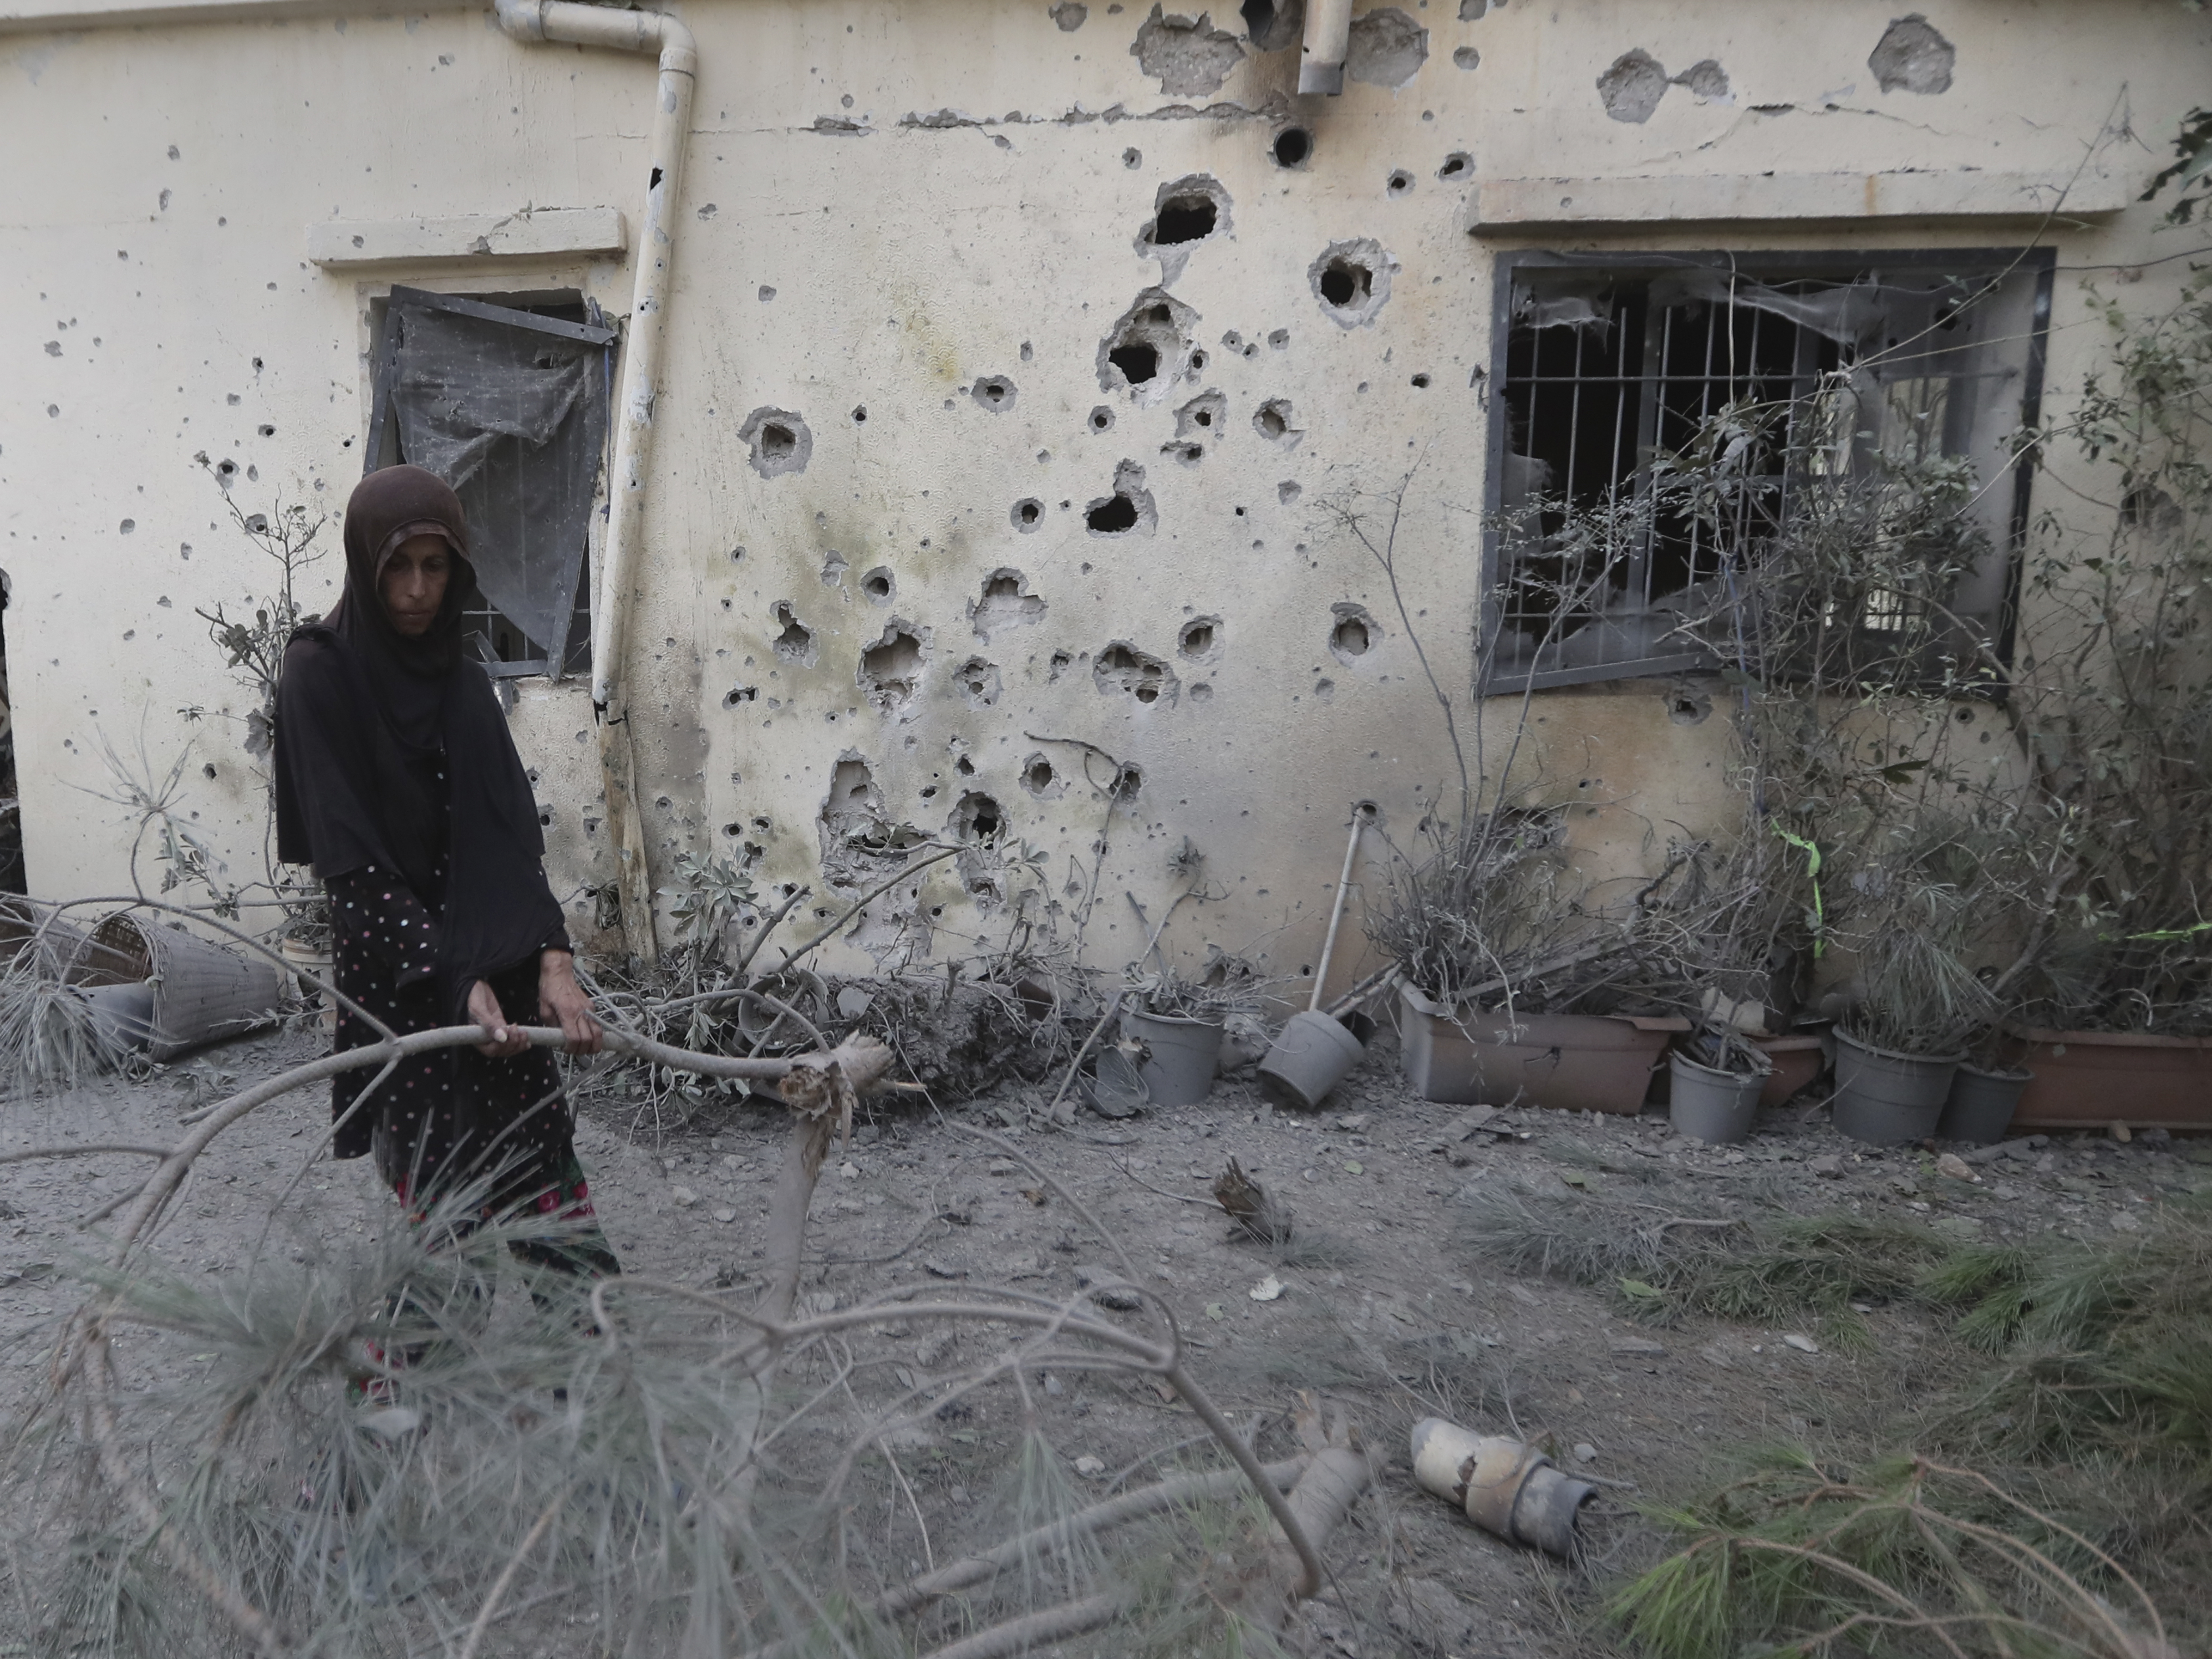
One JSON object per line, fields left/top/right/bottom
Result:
{"left": 0, "top": 0, "right": 2205, "bottom": 990}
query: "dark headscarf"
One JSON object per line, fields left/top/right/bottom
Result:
{"left": 326, "top": 463, "right": 474, "bottom": 750}
{"left": 275, "top": 465, "right": 565, "bottom": 1024}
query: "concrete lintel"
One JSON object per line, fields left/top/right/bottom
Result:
{"left": 1470, "top": 169, "right": 2134, "bottom": 232}
{"left": 308, "top": 208, "right": 628, "bottom": 267}
{"left": 0, "top": 0, "right": 473, "bottom": 31}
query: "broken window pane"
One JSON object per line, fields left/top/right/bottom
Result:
{"left": 368, "top": 288, "right": 615, "bottom": 677}
{"left": 1484, "top": 252, "right": 2053, "bottom": 691}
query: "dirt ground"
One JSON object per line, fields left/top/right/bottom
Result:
{"left": 5, "top": 1017, "right": 2210, "bottom": 1657}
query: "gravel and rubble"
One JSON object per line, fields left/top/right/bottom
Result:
{"left": 4, "top": 1020, "right": 2208, "bottom": 1657}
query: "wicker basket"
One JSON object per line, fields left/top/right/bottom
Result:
{"left": 86, "top": 913, "right": 285, "bottom": 1061}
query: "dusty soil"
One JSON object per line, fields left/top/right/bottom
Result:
{"left": 5, "top": 1019, "right": 2209, "bottom": 1656}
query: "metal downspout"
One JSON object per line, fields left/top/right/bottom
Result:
{"left": 494, "top": 0, "right": 696, "bottom": 961}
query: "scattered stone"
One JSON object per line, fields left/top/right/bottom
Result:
{"left": 671, "top": 1185, "right": 699, "bottom": 1208}
{"left": 1336, "top": 1112, "right": 1370, "bottom": 1131}
{"left": 711, "top": 1207, "right": 738, "bottom": 1224}
{"left": 2111, "top": 1210, "right": 2143, "bottom": 1233}
{"left": 2109, "top": 1121, "right": 2133, "bottom": 1144}
{"left": 1934, "top": 1152, "right": 1978, "bottom": 1182}
{"left": 1782, "top": 1333, "right": 1819, "bottom": 1354}
{"left": 1960, "top": 1144, "right": 2007, "bottom": 1166}
{"left": 1571, "top": 1441, "right": 1597, "bottom": 1463}
{"left": 987, "top": 1158, "right": 1019, "bottom": 1176}
{"left": 1809, "top": 1155, "right": 1844, "bottom": 1178}
{"left": 1248, "top": 1273, "right": 1287, "bottom": 1303}
{"left": 1073, "top": 1454, "right": 1106, "bottom": 1476}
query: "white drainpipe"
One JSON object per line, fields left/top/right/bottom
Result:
{"left": 493, "top": 0, "right": 697, "bottom": 715}
{"left": 494, "top": 0, "right": 695, "bottom": 958}
{"left": 1298, "top": 0, "right": 1353, "bottom": 94}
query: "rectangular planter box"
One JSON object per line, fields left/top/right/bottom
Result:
{"left": 2004, "top": 1027, "right": 2212, "bottom": 1132}
{"left": 1398, "top": 985, "right": 1679, "bottom": 1113}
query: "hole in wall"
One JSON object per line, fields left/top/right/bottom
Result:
{"left": 1253, "top": 397, "right": 1303, "bottom": 447}
{"left": 723, "top": 685, "right": 759, "bottom": 707}
{"left": 857, "top": 621, "right": 927, "bottom": 715}
{"left": 1083, "top": 460, "right": 1157, "bottom": 537}
{"left": 1048, "top": 650, "right": 1073, "bottom": 681}
{"left": 1011, "top": 497, "right": 1044, "bottom": 531}
{"left": 1178, "top": 616, "right": 1221, "bottom": 661}
{"left": 1438, "top": 151, "right": 1471, "bottom": 180}
{"left": 1163, "top": 441, "right": 1204, "bottom": 467}
{"left": 954, "top": 656, "right": 1003, "bottom": 707}
{"left": 971, "top": 567, "right": 1048, "bottom": 638}
{"left": 1174, "top": 390, "right": 1226, "bottom": 441}
{"left": 1122, "top": 146, "right": 1142, "bottom": 168}
{"left": 1667, "top": 687, "right": 1712, "bottom": 726}
{"left": 1272, "top": 127, "right": 1312, "bottom": 168}
{"left": 1021, "top": 753, "right": 1062, "bottom": 797}
{"left": 1112, "top": 761, "right": 1144, "bottom": 802}
{"left": 852, "top": 404, "right": 868, "bottom": 422}
{"left": 1309, "top": 238, "right": 1395, "bottom": 328}
{"left": 955, "top": 753, "right": 976, "bottom": 776}
{"left": 1267, "top": 328, "right": 1289, "bottom": 349}
{"left": 820, "top": 549, "right": 849, "bottom": 586}
{"left": 1151, "top": 192, "right": 1217, "bottom": 245}
{"left": 1278, "top": 480, "right": 1302, "bottom": 504}
{"left": 1410, "top": 372, "right": 1431, "bottom": 388}
{"left": 741, "top": 407, "right": 814, "bottom": 477}
{"left": 1088, "top": 405, "right": 1115, "bottom": 433}
{"left": 971, "top": 375, "right": 1017, "bottom": 412}
{"left": 770, "top": 601, "right": 818, "bottom": 665}
{"left": 1094, "top": 641, "right": 1178, "bottom": 705}
{"left": 1452, "top": 44, "right": 1480, "bottom": 69}
{"left": 1329, "top": 602, "right": 1375, "bottom": 662}
{"left": 1099, "top": 288, "right": 1198, "bottom": 402}
{"left": 1137, "top": 176, "right": 1233, "bottom": 280}
{"left": 1386, "top": 168, "right": 1414, "bottom": 195}
{"left": 951, "top": 790, "right": 1004, "bottom": 843}
{"left": 862, "top": 566, "right": 895, "bottom": 603}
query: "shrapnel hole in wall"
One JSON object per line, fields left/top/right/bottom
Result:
{"left": 1178, "top": 616, "right": 1221, "bottom": 660}
{"left": 971, "top": 376, "right": 1018, "bottom": 412}
{"left": 1318, "top": 258, "right": 1369, "bottom": 309}
{"left": 862, "top": 567, "right": 895, "bottom": 602}
{"left": 1109, "top": 341, "right": 1160, "bottom": 385}
{"left": 771, "top": 602, "right": 816, "bottom": 664}
{"left": 1087, "top": 494, "right": 1139, "bottom": 533}
{"left": 1094, "top": 641, "right": 1178, "bottom": 705}
{"left": 1272, "top": 127, "right": 1312, "bottom": 168}
{"left": 1012, "top": 498, "right": 1044, "bottom": 531}
{"left": 1387, "top": 169, "right": 1414, "bottom": 195}
{"left": 951, "top": 790, "right": 1004, "bottom": 843}
{"left": 858, "top": 623, "right": 926, "bottom": 713}
{"left": 1022, "top": 754, "right": 1057, "bottom": 795}
{"left": 1152, "top": 193, "right": 1218, "bottom": 245}
{"left": 1332, "top": 615, "right": 1369, "bottom": 655}
{"left": 1438, "top": 151, "right": 1470, "bottom": 180}
{"left": 955, "top": 656, "right": 1002, "bottom": 707}
{"left": 1089, "top": 405, "right": 1116, "bottom": 432}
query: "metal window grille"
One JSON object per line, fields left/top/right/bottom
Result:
{"left": 1481, "top": 249, "right": 2054, "bottom": 692}
{"left": 366, "top": 287, "right": 616, "bottom": 679}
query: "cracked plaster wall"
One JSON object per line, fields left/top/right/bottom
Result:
{"left": 0, "top": 0, "right": 2205, "bottom": 993}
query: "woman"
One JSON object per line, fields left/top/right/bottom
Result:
{"left": 274, "top": 463, "right": 618, "bottom": 1282}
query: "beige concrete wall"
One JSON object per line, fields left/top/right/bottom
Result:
{"left": 1, "top": 0, "right": 2206, "bottom": 992}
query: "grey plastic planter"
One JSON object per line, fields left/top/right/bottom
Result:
{"left": 1667, "top": 1050, "right": 1767, "bottom": 1144}
{"left": 1832, "top": 1028, "right": 1961, "bottom": 1145}
{"left": 1122, "top": 1009, "right": 1225, "bottom": 1107}
{"left": 1257, "top": 1009, "right": 1367, "bottom": 1112}
{"left": 1937, "top": 1063, "right": 2032, "bottom": 1145}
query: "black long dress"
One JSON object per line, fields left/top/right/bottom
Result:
{"left": 273, "top": 463, "right": 615, "bottom": 1278}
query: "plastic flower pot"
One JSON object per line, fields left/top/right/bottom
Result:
{"left": 1667, "top": 1049, "right": 1767, "bottom": 1144}
{"left": 1936, "top": 1063, "right": 2031, "bottom": 1145}
{"left": 1831, "top": 1027, "right": 1961, "bottom": 1145}
{"left": 1257, "top": 1009, "right": 1367, "bottom": 1112}
{"left": 1753, "top": 1032, "right": 1827, "bottom": 1107}
{"left": 1121, "top": 1008, "right": 1225, "bottom": 1107}
{"left": 2005, "top": 1028, "right": 2212, "bottom": 1133}
{"left": 1398, "top": 984, "right": 1678, "bottom": 1112}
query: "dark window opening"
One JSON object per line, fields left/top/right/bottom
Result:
{"left": 367, "top": 286, "right": 615, "bottom": 679}
{"left": 1483, "top": 250, "right": 2054, "bottom": 692}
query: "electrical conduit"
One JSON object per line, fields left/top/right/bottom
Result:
{"left": 493, "top": 0, "right": 696, "bottom": 957}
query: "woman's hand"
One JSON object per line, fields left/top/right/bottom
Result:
{"left": 539, "top": 950, "right": 603, "bottom": 1055}
{"left": 467, "top": 978, "right": 531, "bottom": 1058}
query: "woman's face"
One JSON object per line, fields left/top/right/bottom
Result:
{"left": 379, "top": 534, "right": 453, "bottom": 637}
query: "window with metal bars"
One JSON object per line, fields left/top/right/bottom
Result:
{"left": 365, "top": 287, "right": 616, "bottom": 679}
{"left": 1481, "top": 250, "right": 2054, "bottom": 692}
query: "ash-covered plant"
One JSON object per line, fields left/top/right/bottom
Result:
{"left": 2006, "top": 268, "right": 2212, "bottom": 1033}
